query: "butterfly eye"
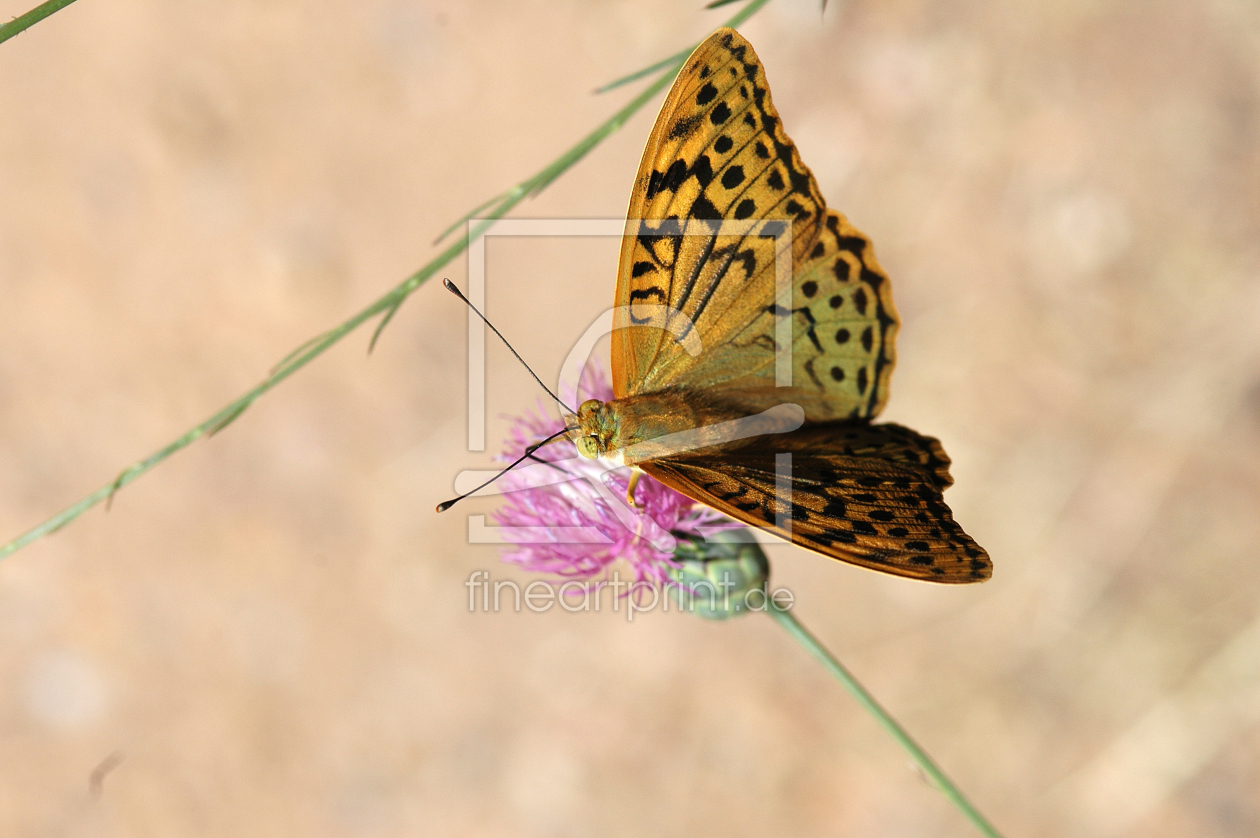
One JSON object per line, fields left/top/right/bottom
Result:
{"left": 576, "top": 436, "right": 600, "bottom": 459}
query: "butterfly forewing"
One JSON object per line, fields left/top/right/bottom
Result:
{"left": 641, "top": 423, "right": 992, "bottom": 583}
{"left": 612, "top": 29, "right": 898, "bottom": 421}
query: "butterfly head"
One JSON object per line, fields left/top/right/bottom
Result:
{"left": 572, "top": 398, "right": 614, "bottom": 460}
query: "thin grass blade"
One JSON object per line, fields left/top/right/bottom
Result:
{"left": 0, "top": 0, "right": 81, "bottom": 45}
{"left": 432, "top": 188, "right": 515, "bottom": 245}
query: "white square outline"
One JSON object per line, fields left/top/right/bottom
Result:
{"left": 465, "top": 217, "right": 795, "bottom": 543}
{"left": 466, "top": 217, "right": 795, "bottom": 450}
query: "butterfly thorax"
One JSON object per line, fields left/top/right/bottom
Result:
{"left": 571, "top": 388, "right": 791, "bottom": 467}
{"left": 572, "top": 391, "right": 694, "bottom": 465}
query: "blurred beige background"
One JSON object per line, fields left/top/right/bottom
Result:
{"left": 2, "top": 1, "right": 1259, "bottom": 835}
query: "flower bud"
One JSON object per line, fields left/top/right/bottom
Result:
{"left": 666, "top": 528, "right": 770, "bottom": 619}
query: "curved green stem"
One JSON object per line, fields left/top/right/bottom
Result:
{"left": 768, "top": 606, "right": 1005, "bottom": 838}
{"left": 0, "top": 0, "right": 80, "bottom": 45}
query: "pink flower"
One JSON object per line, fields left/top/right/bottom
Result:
{"left": 491, "top": 366, "right": 729, "bottom": 587}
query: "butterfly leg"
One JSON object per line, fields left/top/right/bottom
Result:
{"left": 626, "top": 468, "right": 643, "bottom": 508}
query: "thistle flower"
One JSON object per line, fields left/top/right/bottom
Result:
{"left": 491, "top": 365, "right": 736, "bottom": 590}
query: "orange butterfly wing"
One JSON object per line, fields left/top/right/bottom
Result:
{"left": 611, "top": 28, "right": 898, "bottom": 422}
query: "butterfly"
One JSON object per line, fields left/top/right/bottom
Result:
{"left": 569, "top": 28, "right": 991, "bottom": 583}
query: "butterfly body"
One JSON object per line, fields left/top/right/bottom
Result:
{"left": 572, "top": 28, "right": 991, "bottom": 583}
{"left": 573, "top": 387, "right": 806, "bottom": 465}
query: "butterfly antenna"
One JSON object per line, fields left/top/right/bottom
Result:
{"left": 443, "top": 279, "right": 576, "bottom": 415}
{"left": 436, "top": 427, "right": 573, "bottom": 512}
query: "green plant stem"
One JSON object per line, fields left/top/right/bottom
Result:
{"left": 594, "top": 45, "right": 696, "bottom": 94}
{"left": 0, "top": 0, "right": 772, "bottom": 562}
{"left": 0, "top": 0, "right": 80, "bottom": 45}
{"left": 768, "top": 606, "right": 1005, "bottom": 838}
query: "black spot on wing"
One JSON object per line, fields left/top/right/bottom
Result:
{"left": 646, "top": 170, "right": 664, "bottom": 201}
{"left": 690, "top": 194, "right": 721, "bottom": 221}
{"left": 668, "top": 112, "right": 705, "bottom": 140}
{"left": 696, "top": 82, "right": 718, "bottom": 106}
{"left": 823, "top": 498, "right": 847, "bottom": 518}
{"left": 803, "top": 358, "right": 823, "bottom": 388}
{"left": 836, "top": 234, "right": 886, "bottom": 288}
{"left": 797, "top": 305, "right": 822, "bottom": 351}
{"left": 636, "top": 232, "right": 663, "bottom": 265}
{"left": 789, "top": 168, "right": 812, "bottom": 196}
{"left": 692, "top": 155, "right": 713, "bottom": 188}
{"left": 629, "top": 287, "right": 665, "bottom": 303}
{"left": 836, "top": 235, "right": 866, "bottom": 256}
{"left": 628, "top": 286, "right": 665, "bottom": 324}
{"left": 662, "top": 159, "right": 688, "bottom": 194}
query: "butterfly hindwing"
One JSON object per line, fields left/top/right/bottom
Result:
{"left": 785, "top": 211, "right": 898, "bottom": 418}
{"left": 640, "top": 422, "right": 992, "bottom": 583}
{"left": 612, "top": 28, "right": 898, "bottom": 421}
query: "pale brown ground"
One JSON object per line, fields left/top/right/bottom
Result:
{"left": 2, "top": 1, "right": 1259, "bottom": 836}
